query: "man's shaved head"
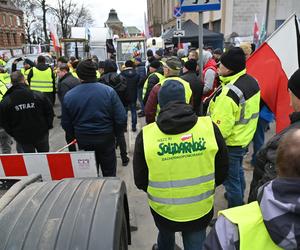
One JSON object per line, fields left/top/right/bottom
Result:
{"left": 277, "top": 128, "right": 300, "bottom": 178}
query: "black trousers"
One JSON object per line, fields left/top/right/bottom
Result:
{"left": 18, "top": 133, "right": 50, "bottom": 153}
{"left": 78, "top": 142, "right": 117, "bottom": 177}
{"left": 116, "top": 132, "right": 127, "bottom": 160}
{"left": 65, "top": 133, "right": 76, "bottom": 152}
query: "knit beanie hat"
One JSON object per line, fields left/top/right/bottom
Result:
{"left": 220, "top": 47, "right": 246, "bottom": 73}
{"left": 184, "top": 59, "right": 197, "bottom": 72}
{"left": 158, "top": 80, "right": 185, "bottom": 108}
{"left": 76, "top": 59, "right": 97, "bottom": 81}
{"left": 149, "top": 60, "right": 161, "bottom": 69}
{"left": 98, "top": 61, "right": 105, "bottom": 69}
{"left": 155, "top": 48, "right": 164, "bottom": 57}
{"left": 288, "top": 69, "right": 300, "bottom": 99}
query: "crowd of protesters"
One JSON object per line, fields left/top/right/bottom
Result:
{"left": 0, "top": 41, "right": 299, "bottom": 249}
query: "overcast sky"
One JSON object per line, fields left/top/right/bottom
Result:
{"left": 49, "top": 0, "right": 148, "bottom": 31}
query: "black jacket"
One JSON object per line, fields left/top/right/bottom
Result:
{"left": 27, "top": 63, "right": 56, "bottom": 93}
{"left": 99, "top": 72, "right": 128, "bottom": 106}
{"left": 248, "top": 112, "right": 300, "bottom": 202}
{"left": 0, "top": 84, "right": 54, "bottom": 144}
{"left": 181, "top": 71, "right": 204, "bottom": 115}
{"left": 57, "top": 72, "right": 80, "bottom": 104}
{"left": 120, "top": 68, "right": 140, "bottom": 103}
{"left": 133, "top": 102, "right": 228, "bottom": 232}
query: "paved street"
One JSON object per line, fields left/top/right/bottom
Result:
{"left": 9, "top": 102, "right": 273, "bottom": 249}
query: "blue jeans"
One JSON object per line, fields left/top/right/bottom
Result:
{"left": 157, "top": 228, "right": 206, "bottom": 250}
{"left": 137, "top": 87, "right": 144, "bottom": 112}
{"left": 251, "top": 118, "right": 269, "bottom": 166}
{"left": 224, "top": 146, "right": 247, "bottom": 208}
{"left": 128, "top": 102, "right": 137, "bottom": 129}
{"left": 0, "top": 129, "right": 12, "bottom": 154}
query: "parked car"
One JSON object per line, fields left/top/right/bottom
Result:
{"left": 4, "top": 53, "right": 55, "bottom": 73}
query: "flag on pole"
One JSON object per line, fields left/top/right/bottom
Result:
{"left": 253, "top": 14, "right": 260, "bottom": 47}
{"left": 49, "top": 23, "right": 60, "bottom": 52}
{"left": 247, "top": 14, "right": 300, "bottom": 133}
{"left": 259, "top": 18, "right": 267, "bottom": 46}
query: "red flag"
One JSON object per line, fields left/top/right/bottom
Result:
{"left": 247, "top": 14, "right": 300, "bottom": 133}
{"left": 253, "top": 14, "right": 260, "bottom": 46}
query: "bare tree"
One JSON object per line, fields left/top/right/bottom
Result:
{"left": 35, "top": 0, "right": 50, "bottom": 43}
{"left": 71, "top": 5, "right": 94, "bottom": 28}
{"left": 51, "top": 0, "right": 94, "bottom": 38}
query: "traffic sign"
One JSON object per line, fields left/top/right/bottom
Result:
{"left": 173, "top": 6, "right": 182, "bottom": 18}
{"left": 180, "top": 0, "right": 221, "bottom": 12}
{"left": 173, "top": 30, "right": 185, "bottom": 37}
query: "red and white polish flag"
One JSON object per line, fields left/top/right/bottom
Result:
{"left": 247, "top": 14, "right": 300, "bottom": 133}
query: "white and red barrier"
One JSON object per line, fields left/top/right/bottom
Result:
{"left": 0, "top": 152, "right": 98, "bottom": 181}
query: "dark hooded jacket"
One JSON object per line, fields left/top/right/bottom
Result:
{"left": 57, "top": 72, "right": 80, "bottom": 104}
{"left": 248, "top": 112, "right": 300, "bottom": 202}
{"left": 133, "top": 102, "right": 228, "bottom": 232}
{"left": 99, "top": 60, "right": 128, "bottom": 106}
{"left": 181, "top": 70, "right": 204, "bottom": 115}
{"left": 204, "top": 178, "right": 300, "bottom": 249}
{"left": 120, "top": 67, "right": 140, "bottom": 103}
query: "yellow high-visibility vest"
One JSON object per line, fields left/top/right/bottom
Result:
{"left": 142, "top": 72, "right": 165, "bottom": 100}
{"left": 30, "top": 67, "right": 53, "bottom": 93}
{"left": 220, "top": 201, "right": 282, "bottom": 250}
{"left": 143, "top": 117, "right": 218, "bottom": 222}
{"left": 0, "top": 72, "right": 10, "bottom": 85}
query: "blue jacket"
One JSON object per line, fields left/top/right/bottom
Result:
{"left": 62, "top": 82, "right": 127, "bottom": 139}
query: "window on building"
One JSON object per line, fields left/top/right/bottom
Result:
{"left": 275, "top": 20, "right": 285, "bottom": 29}
{"left": 13, "top": 33, "right": 17, "bottom": 45}
{"left": 212, "top": 20, "right": 221, "bottom": 33}
{"left": 9, "top": 15, "right": 13, "bottom": 26}
{"left": 2, "top": 14, "right": 6, "bottom": 25}
{"left": 17, "top": 16, "right": 21, "bottom": 26}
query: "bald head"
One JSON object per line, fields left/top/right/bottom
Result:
{"left": 277, "top": 129, "right": 300, "bottom": 178}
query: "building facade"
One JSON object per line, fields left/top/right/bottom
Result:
{"left": 147, "top": 0, "right": 300, "bottom": 43}
{"left": 0, "top": 0, "right": 24, "bottom": 55}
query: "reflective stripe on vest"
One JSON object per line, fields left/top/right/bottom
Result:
{"left": 156, "top": 77, "right": 192, "bottom": 116}
{"left": 227, "top": 84, "right": 260, "bottom": 125}
{"left": 142, "top": 72, "right": 165, "bottom": 100}
{"left": 30, "top": 67, "right": 53, "bottom": 92}
{"left": 219, "top": 202, "right": 282, "bottom": 250}
{"left": 143, "top": 117, "right": 218, "bottom": 222}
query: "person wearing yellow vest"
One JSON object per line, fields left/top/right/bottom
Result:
{"left": 0, "top": 56, "right": 6, "bottom": 67}
{"left": 142, "top": 60, "right": 164, "bottom": 105}
{"left": 27, "top": 55, "right": 56, "bottom": 105}
{"left": 20, "top": 59, "right": 34, "bottom": 83}
{"left": 70, "top": 59, "right": 80, "bottom": 78}
{"left": 97, "top": 61, "right": 105, "bottom": 80}
{"left": 144, "top": 56, "right": 193, "bottom": 124}
{"left": 0, "top": 67, "right": 10, "bottom": 85}
{"left": 134, "top": 80, "right": 229, "bottom": 250}
{"left": 208, "top": 47, "right": 260, "bottom": 208}
{"left": 204, "top": 128, "right": 300, "bottom": 250}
